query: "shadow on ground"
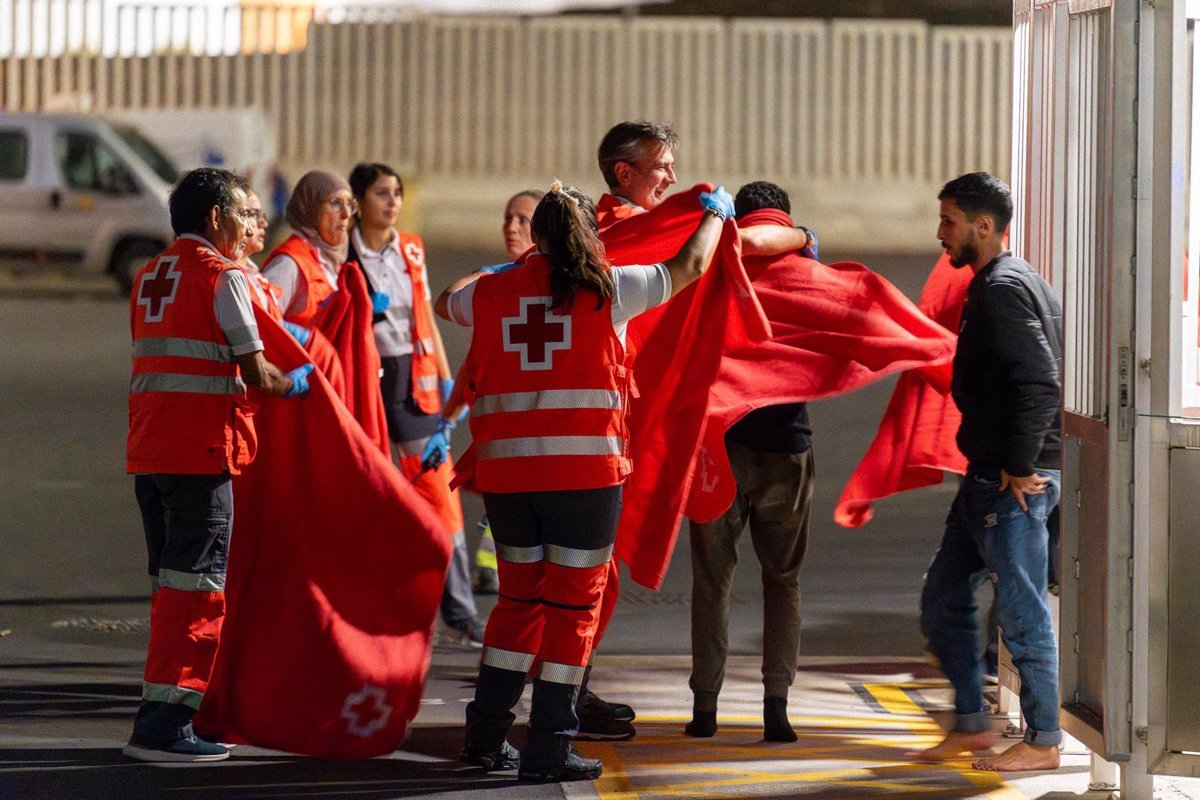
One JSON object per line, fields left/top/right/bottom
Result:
{"left": 0, "top": 724, "right": 533, "bottom": 800}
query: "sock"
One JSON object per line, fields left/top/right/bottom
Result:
{"left": 763, "top": 696, "right": 797, "bottom": 742}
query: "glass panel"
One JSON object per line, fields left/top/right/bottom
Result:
{"left": 0, "top": 130, "right": 29, "bottom": 180}
{"left": 55, "top": 132, "right": 138, "bottom": 195}
{"left": 112, "top": 125, "right": 179, "bottom": 185}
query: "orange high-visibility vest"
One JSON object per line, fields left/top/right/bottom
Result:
{"left": 595, "top": 193, "right": 643, "bottom": 230}
{"left": 237, "top": 259, "right": 283, "bottom": 320}
{"left": 268, "top": 234, "right": 337, "bottom": 325}
{"left": 127, "top": 236, "right": 257, "bottom": 475}
{"left": 465, "top": 254, "right": 633, "bottom": 493}
{"left": 397, "top": 232, "right": 441, "bottom": 413}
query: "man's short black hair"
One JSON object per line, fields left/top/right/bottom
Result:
{"left": 597, "top": 120, "right": 679, "bottom": 189}
{"left": 169, "top": 167, "right": 249, "bottom": 237}
{"left": 938, "top": 172, "right": 1012, "bottom": 232}
{"left": 734, "top": 180, "right": 791, "bottom": 217}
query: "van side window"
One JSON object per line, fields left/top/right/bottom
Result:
{"left": 0, "top": 130, "right": 28, "bottom": 180}
{"left": 55, "top": 132, "right": 138, "bottom": 195}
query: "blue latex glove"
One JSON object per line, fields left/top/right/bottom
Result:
{"left": 799, "top": 226, "right": 819, "bottom": 261}
{"left": 281, "top": 321, "right": 311, "bottom": 347}
{"left": 370, "top": 291, "right": 390, "bottom": 315}
{"left": 439, "top": 378, "right": 454, "bottom": 406}
{"left": 421, "top": 417, "right": 455, "bottom": 472}
{"left": 699, "top": 185, "right": 735, "bottom": 220}
{"left": 283, "top": 363, "right": 314, "bottom": 398}
{"left": 479, "top": 261, "right": 521, "bottom": 275}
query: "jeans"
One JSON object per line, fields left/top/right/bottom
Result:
{"left": 921, "top": 468, "right": 1062, "bottom": 747}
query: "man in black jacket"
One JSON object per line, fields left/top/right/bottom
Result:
{"left": 912, "top": 172, "right": 1063, "bottom": 772}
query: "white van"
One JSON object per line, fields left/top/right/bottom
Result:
{"left": 0, "top": 113, "right": 178, "bottom": 293}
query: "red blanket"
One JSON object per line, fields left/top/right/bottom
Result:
{"left": 314, "top": 261, "right": 390, "bottom": 456}
{"left": 833, "top": 254, "right": 971, "bottom": 527}
{"left": 601, "top": 187, "right": 771, "bottom": 590}
{"left": 685, "top": 211, "right": 959, "bottom": 527}
{"left": 193, "top": 309, "right": 450, "bottom": 759}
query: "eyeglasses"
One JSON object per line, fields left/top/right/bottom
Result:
{"left": 230, "top": 207, "right": 266, "bottom": 224}
{"left": 327, "top": 197, "right": 359, "bottom": 216}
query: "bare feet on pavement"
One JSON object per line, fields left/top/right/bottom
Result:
{"left": 908, "top": 730, "right": 998, "bottom": 761}
{"left": 972, "top": 741, "right": 1060, "bottom": 771}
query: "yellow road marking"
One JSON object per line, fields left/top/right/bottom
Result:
{"left": 585, "top": 681, "right": 1033, "bottom": 799}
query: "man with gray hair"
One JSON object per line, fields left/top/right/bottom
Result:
{"left": 124, "top": 167, "right": 310, "bottom": 762}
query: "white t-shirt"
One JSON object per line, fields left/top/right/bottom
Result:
{"left": 263, "top": 238, "right": 340, "bottom": 320}
{"left": 445, "top": 262, "right": 670, "bottom": 346}
{"left": 352, "top": 227, "right": 431, "bottom": 358}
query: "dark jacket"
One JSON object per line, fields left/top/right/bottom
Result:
{"left": 951, "top": 252, "right": 1062, "bottom": 476}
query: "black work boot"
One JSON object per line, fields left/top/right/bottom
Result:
{"left": 463, "top": 665, "right": 527, "bottom": 763}
{"left": 518, "top": 736, "right": 603, "bottom": 782}
{"left": 460, "top": 739, "right": 520, "bottom": 771}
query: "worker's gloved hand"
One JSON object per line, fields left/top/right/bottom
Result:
{"left": 283, "top": 363, "right": 314, "bottom": 398}
{"left": 799, "top": 226, "right": 819, "bottom": 261}
{"left": 370, "top": 292, "right": 390, "bottom": 315}
{"left": 440, "top": 378, "right": 454, "bottom": 406}
{"left": 479, "top": 261, "right": 520, "bottom": 275}
{"left": 281, "top": 321, "right": 311, "bottom": 347}
{"left": 699, "top": 185, "right": 735, "bottom": 220}
{"left": 421, "top": 417, "right": 455, "bottom": 472}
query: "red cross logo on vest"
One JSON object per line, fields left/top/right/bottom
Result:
{"left": 339, "top": 683, "right": 393, "bottom": 738}
{"left": 502, "top": 296, "right": 572, "bottom": 371}
{"left": 136, "top": 256, "right": 181, "bottom": 323}
{"left": 403, "top": 241, "right": 425, "bottom": 270}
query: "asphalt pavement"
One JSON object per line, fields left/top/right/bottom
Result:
{"left": 7, "top": 250, "right": 1186, "bottom": 798}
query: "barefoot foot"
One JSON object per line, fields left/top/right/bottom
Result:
{"left": 907, "top": 730, "right": 998, "bottom": 761}
{"left": 972, "top": 740, "right": 1060, "bottom": 771}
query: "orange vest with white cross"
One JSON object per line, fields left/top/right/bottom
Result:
{"left": 269, "top": 234, "right": 337, "bottom": 326}
{"left": 127, "top": 236, "right": 257, "bottom": 475}
{"left": 464, "top": 253, "right": 634, "bottom": 493}
{"left": 397, "top": 232, "right": 441, "bottom": 413}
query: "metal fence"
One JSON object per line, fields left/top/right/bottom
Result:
{"left": 2, "top": 3, "right": 1013, "bottom": 187}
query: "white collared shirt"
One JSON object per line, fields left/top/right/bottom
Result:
{"left": 352, "top": 227, "right": 430, "bottom": 358}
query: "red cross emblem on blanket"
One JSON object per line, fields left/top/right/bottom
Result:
{"left": 502, "top": 296, "right": 571, "bottom": 371}
{"left": 340, "top": 683, "right": 393, "bottom": 738}
{"left": 136, "top": 256, "right": 180, "bottom": 323}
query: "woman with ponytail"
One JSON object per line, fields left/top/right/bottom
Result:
{"left": 436, "top": 180, "right": 734, "bottom": 782}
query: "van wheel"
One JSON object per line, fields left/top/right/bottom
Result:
{"left": 111, "top": 240, "right": 163, "bottom": 295}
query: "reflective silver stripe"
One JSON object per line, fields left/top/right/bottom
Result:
{"left": 473, "top": 389, "right": 622, "bottom": 417}
{"left": 158, "top": 568, "right": 225, "bottom": 592}
{"left": 143, "top": 681, "right": 204, "bottom": 710}
{"left": 397, "top": 436, "right": 429, "bottom": 458}
{"left": 539, "top": 661, "right": 587, "bottom": 686}
{"left": 416, "top": 337, "right": 435, "bottom": 355}
{"left": 133, "top": 337, "right": 233, "bottom": 362}
{"left": 482, "top": 646, "right": 536, "bottom": 673}
{"left": 545, "top": 543, "right": 613, "bottom": 569}
{"left": 497, "top": 543, "right": 544, "bottom": 564}
{"left": 477, "top": 436, "right": 622, "bottom": 461}
{"left": 450, "top": 529, "right": 466, "bottom": 546}
{"left": 130, "top": 373, "right": 244, "bottom": 395}
{"left": 416, "top": 375, "right": 439, "bottom": 392}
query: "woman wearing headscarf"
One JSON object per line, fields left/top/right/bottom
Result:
{"left": 435, "top": 181, "right": 734, "bottom": 782}
{"left": 264, "top": 170, "right": 390, "bottom": 451}
{"left": 346, "top": 162, "right": 485, "bottom": 647}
